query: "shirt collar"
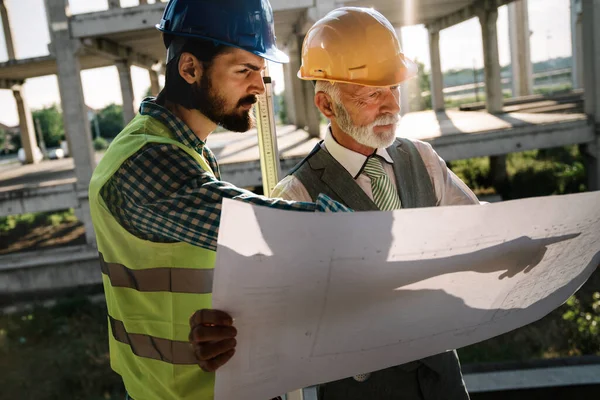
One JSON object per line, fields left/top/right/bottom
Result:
{"left": 139, "top": 97, "right": 206, "bottom": 153}
{"left": 323, "top": 127, "right": 394, "bottom": 179}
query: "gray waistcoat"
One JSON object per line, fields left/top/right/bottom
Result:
{"left": 289, "top": 138, "right": 470, "bottom": 400}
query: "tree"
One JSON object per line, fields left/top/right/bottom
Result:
{"left": 95, "top": 104, "right": 125, "bottom": 139}
{"left": 0, "top": 128, "right": 7, "bottom": 154}
{"left": 32, "top": 104, "right": 64, "bottom": 148}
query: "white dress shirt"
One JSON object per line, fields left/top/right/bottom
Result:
{"left": 272, "top": 129, "right": 480, "bottom": 206}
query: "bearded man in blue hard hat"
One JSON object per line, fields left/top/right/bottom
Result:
{"left": 88, "top": 1, "right": 349, "bottom": 399}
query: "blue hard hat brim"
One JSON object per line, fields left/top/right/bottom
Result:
{"left": 156, "top": 25, "right": 290, "bottom": 64}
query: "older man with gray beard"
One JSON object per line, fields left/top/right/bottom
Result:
{"left": 272, "top": 6, "right": 479, "bottom": 400}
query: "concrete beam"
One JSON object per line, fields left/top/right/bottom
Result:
{"left": 220, "top": 157, "right": 307, "bottom": 189}
{"left": 70, "top": 3, "right": 165, "bottom": 38}
{"left": 13, "top": 88, "right": 40, "bottom": 165}
{"left": 464, "top": 364, "right": 600, "bottom": 393}
{"left": 45, "top": 0, "right": 97, "bottom": 245}
{"left": 0, "top": 245, "right": 102, "bottom": 295}
{"left": 431, "top": 119, "right": 594, "bottom": 161}
{"left": 0, "top": 55, "right": 116, "bottom": 81}
{"left": 81, "top": 37, "right": 158, "bottom": 70}
{"left": 0, "top": 182, "right": 78, "bottom": 217}
{"left": 116, "top": 60, "right": 136, "bottom": 125}
{"left": 428, "top": 30, "right": 445, "bottom": 111}
{"left": 0, "top": 0, "right": 16, "bottom": 59}
{"left": 0, "top": 78, "right": 23, "bottom": 90}
{"left": 427, "top": 0, "right": 513, "bottom": 34}
{"left": 272, "top": 0, "right": 315, "bottom": 12}
{"left": 70, "top": 0, "right": 314, "bottom": 39}
{"left": 508, "top": 0, "right": 533, "bottom": 97}
{"left": 480, "top": 7, "right": 503, "bottom": 113}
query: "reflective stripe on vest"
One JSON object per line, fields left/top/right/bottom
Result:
{"left": 110, "top": 316, "right": 196, "bottom": 365}
{"left": 100, "top": 253, "right": 213, "bottom": 294}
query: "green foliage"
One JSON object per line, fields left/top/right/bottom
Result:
{"left": 278, "top": 94, "right": 288, "bottom": 125}
{"left": 450, "top": 146, "right": 587, "bottom": 199}
{"left": 561, "top": 293, "right": 600, "bottom": 355}
{"left": 32, "top": 104, "right": 65, "bottom": 148}
{"left": 95, "top": 104, "right": 124, "bottom": 139}
{"left": 503, "top": 146, "right": 587, "bottom": 199}
{"left": 0, "top": 128, "right": 7, "bottom": 153}
{"left": 0, "top": 296, "right": 125, "bottom": 400}
{"left": 93, "top": 137, "right": 109, "bottom": 151}
{"left": 533, "top": 83, "right": 573, "bottom": 96}
{"left": 448, "top": 157, "right": 491, "bottom": 193}
{"left": 0, "top": 210, "right": 76, "bottom": 235}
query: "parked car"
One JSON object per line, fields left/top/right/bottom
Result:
{"left": 48, "top": 148, "right": 65, "bottom": 160}
{"left": 17, "top": 147, "right": 43, "bottom": 164}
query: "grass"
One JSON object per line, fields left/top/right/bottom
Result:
{"left": 0, "top": 296, "right": 125, "bottom": 400}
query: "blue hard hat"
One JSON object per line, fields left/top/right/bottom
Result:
{"left": 156, "top": 0, "right": 289, "bottom": 64}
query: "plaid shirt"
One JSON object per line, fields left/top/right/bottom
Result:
{"left": 100, "top": 98, "right": 350, "bottom": 252}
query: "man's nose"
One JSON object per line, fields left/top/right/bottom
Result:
{"left": 380, "top": 88, "right": 400, "bottom": 114}
{"left": 249, "top": 72, "right": 266, "bottom": 95}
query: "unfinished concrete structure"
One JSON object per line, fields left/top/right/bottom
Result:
{"left": 0, "top": 0, "right": 599, "bottom": 296}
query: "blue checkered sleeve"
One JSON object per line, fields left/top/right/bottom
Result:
{"left": 102, "top": 143, "right": 350, "bottom": 251}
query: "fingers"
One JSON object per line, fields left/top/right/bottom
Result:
{"left": 190, "top": 324, "right": 237, "bottom": 343}
{"left": 189, "top": 309, "right": 233, "bottom": 328}
{"left": 194, "top": 338, "right": 237, "bottom": 361}
{"left": 198, "top": 349, "right": 236, "bottom": 373}
{"left": 189, "top": 309, "right": 238, "bottom": 372}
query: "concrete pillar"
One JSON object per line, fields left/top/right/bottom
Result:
{"left": 571, "top": 0, "right": 583, "bottom": 89}
{"left": 396, "top": 27, "right": 410, "bottom": 116}
{"left": 282, "top": 61, "right": 298, "bottom": 125}
{"left": 428, "top": 29, "right": 445, "bottom": 112}
{"left": 480, "top": 7, "right": 503, "bottom": 113}
{"left": 3, "top": 0, "right": 39, "bottom": 164}
{"left": 302, "top": 78, "right": 321, "bottom": 138}
{"left": 149, "top": 69, "right": 161, "bottom": 96}
{"left": 44, "top": 0, "right": 97, "bottom": 244}
{"left": 508, "top": 0, "right": 533, "bottom": 97}
{"left": 107, "top": 0, "right": 120, "bottom": 9}
{"left": 0, "top": 0, "right": 16, "bottom": 59}
{"left": 581, "top": 0, "right": 600, "bottom": 191}
{"left": 283, "top": 37, "right": 308, "bottom": 130}
{"left": 116, "top": 60, "right": 136, "bottom": 124}
{"left": 13, "top": 88, "right": 39, "bottom": 164}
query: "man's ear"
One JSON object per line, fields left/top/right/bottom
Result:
{"left": 178, "top": 52, "right": 202, "bottom": 84}
{"left": 315, "top": 92, "right": 336, "bottom": 120}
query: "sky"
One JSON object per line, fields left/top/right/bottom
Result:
{"left": 0, "top": 0, "right": 574, "bottom": 126}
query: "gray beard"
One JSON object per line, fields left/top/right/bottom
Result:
{"left": 333, "top": 102, "right": 399, "bottom": 149}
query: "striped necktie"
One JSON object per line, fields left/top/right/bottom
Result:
{"left": 362, "top": 156, "right": 402, "bottom": 211}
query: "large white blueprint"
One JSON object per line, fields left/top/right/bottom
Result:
{"left": 212, "top": 192, "right": 600, "bottom": 400}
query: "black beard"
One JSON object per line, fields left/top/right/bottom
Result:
{"left": 190, "top": 73, "right": 256, "bottom": 132}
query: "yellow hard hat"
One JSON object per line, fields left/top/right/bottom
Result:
{"left": 298, "top": 7, "right": 418, "bottom": 87}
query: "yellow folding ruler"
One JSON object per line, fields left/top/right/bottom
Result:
{"left": 255, "top": 64, "right": 282, "bottom": 196}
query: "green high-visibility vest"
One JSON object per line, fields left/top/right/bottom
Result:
{"left": 89, "top": 114, "right": 217, "bottom": 400}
